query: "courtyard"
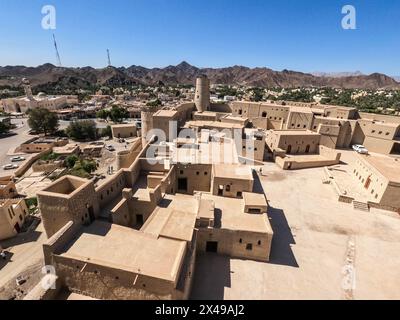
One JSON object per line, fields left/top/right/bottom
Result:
{"left": 191, "top": 152, "right": 400, "bottom": 300}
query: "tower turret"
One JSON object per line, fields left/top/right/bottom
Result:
{"left": 22, "top": 78, "right": 34, "bottom": 100}
{"left": 194, "top": 75, "right": 210, "bottom": 113}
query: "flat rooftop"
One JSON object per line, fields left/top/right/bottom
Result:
{"left": 243, "top": 192, "right": 268, "bottom": 207}
{"left": 111, "top": 123, "right": 137, "bottom": 128}
{"left": 60, "top": 221, "right": 186, "bottom": 283}
{"left": 40, "top": 175, "right": 88, "bottom": 196}
{"left": 185, "top": 120, "right": 244, "bottom": 130}
{"left": 154, "top": 110, "right": 178, "bottom": 118}
{"left": 194, "top": 111, "right": 217, "bottom": 117}
{"left": 289, "top": 106, "right": 314, "bottom": 114}
{"left": 272, "top": 130, "right": 320, "bottom": 136}
{"left": 358, "top": 154, "right": 400, "bottom": 184}
{"left": 201, "top": 193, "right": 273, "bottom": 234}
{"left": 213, "top": 164, "right": 254, "bottom": 181}
{"left": 142, "top": 194, "right": 198, "bottom": 239}
{"left": 172, "top": 140, "right": 239, "bottom": 165}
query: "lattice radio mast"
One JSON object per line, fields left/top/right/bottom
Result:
{"left": 107, "top": 49, "right": 112, "bottom": 67}
{"left": 53, "top": 34, "right": 62, "bottom": 67}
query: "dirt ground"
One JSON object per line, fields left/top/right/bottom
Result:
{"left": 0, "top": 222, "right": 47, "bottom": 299}
{"left": 191, "top": 152, "right": 400, "bottom": 300}
{"left": 0, "top": 261, "right": 43, "bottom": 300}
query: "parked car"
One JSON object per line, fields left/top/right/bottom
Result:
{"left": 105, "top": 145, "right": 115, "bottom": 152}
{"left": 16, "top": 276, "right": 26, "bottom": 286}
{"left": 0, "top": 247, "right": 7, "bottom": 260}
{"left": 11, "top": 156, "right": 25, "bottom": 162}
{"left": 3, "top": 164, "right": 19, "bottom": 170}
{"left": 352, "top": 144, "right": 369, "bottom": 154}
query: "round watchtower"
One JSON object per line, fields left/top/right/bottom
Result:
{"left": 141, "top": 106, "right": 158, "bottom": 147}
{"left": 194, "top": 75, "right": 210, "bottom": 113}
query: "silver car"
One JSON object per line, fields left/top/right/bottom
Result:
{"left": 11, "top": 156, "right": 25, "bottom": 162}
{"left": 352, "top": 144, "right": 369, "bottom": 154}
{"left": 3, "top": 164, "right": 19, "bottom": 170}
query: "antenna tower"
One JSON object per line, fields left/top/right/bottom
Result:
{"left": 107, "top": 49, "right": 112, "bottom": 67}
{"left": 53, "top": 34, "right": 62, "bottom": 67}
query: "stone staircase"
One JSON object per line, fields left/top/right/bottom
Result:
{"left": 353, "top": 200, "right": 370, "bottom": 212}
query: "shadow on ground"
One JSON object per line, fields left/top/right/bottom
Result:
{"left": 252, "top": 170, "right": 266, "bottom": 194}
{"left": 0, "top": 230, "right": 41, "bottom": 249}
{"left": 190, "top": 253, "right": 231, "bottom": 300}
{"left": 267, "top": 206, "right": 299, "bottom": 268}
{"left": 0, "top": 252, "right": 14, "bottom": 271}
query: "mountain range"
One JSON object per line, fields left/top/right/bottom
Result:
{"left": 0, "top": 62, "right": 399, "bottom": 91}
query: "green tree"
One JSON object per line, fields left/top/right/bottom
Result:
{"left": 66, "top": 120, "right": 97, "bottom": 141}
{"left": 96, "top": 109, "right": 110, "bottom": 121}
{"left": 28, "top": 108, "right": 59, "bottom": 136}
{"left": 81, "top": 159, "right": 97, "bottom": 173}
{"left": 101, "top": 125, "right": 112, "bottom": 139}
{"left": 146, "top": 99, "right": 162, "bottom": 108}
{"left": 65, "top": 155, "right": 79, "bottom": 168}
{"left": 109, "top": 106, "right": 129, "bottom": 123}
{"left": 0, "top": 121, "right": 11, "bottom": 135}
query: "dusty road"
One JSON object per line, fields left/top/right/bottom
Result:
{"left": 0, "top": 222, "right": 47, "bottom": 289}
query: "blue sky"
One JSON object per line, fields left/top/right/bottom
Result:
{"left": 0, "top": 0, "right": 399, "bottom": 75}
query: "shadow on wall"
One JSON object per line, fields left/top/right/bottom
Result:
{"left": 214, "top": 208, "right": 222, "bottom": 229}
{"left": 81, "top": 220, "right": 112, "bottom": 237}
{"left": 190, "top": 252, "right": 231, "bottom": 300}
{"left": 267, "top": 206, "right": 299, "bottom": 268}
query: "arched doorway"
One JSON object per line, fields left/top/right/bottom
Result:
{"left": 305, "top": 145, "right": 311, "bottom": 153}
{"left": 287, "top": 145, "right": 292, "bottom": 154}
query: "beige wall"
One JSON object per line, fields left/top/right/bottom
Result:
{"left": 38, "top": 178, "right": 100, "bottom": 238}
{"left": 96, "top": 171, "right": 127, "bottom": 209}
{"left": 211, "top": 176, "right": 254, "bottom": 199}
{"left": 0, "top": 199, "right": 29, "bottom": 240}
{"left": 266, "top": 131, "right": 321, "bottom": 154}
{"left": 112, "top": 124, "right": 137, "bottom": 139}
{"left": 0, "top": 179, "right": 18, "bottom": 199}
{"left": 286, "top": 111, "right": 313, "bottom": 130}
{"left": 42, "top": 221, "right": 196, "bottom": 300}
{"left": 176, "top": 164, "right": 212, "bottom": 195}
{"left": 197, "top": 228, "right": 272, "bottom": 262}
{"left": 116, "top": 139, "right": 142, "bottom": 169}
{"left": 352, "top": 157, "right": 400, "bottom": 209}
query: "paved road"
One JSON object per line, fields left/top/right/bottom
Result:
{"left": 0, "top": 118, "right": 111, "bottom": 176}
{"left": 0, "top": 118, "right": 34, "bottom": 176}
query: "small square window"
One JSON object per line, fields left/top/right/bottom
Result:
{"left": 246, "top": 244, "right": 253, "bottom": 251}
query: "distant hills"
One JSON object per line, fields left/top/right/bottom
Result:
{"left": 0, "top": 61, "right": 399, "bottom": 91}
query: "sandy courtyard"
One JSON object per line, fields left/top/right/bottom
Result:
{"left": 191, "top": 156, "right": 400, "bottom": 300}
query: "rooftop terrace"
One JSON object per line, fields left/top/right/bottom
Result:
{"left": 60, "top": 220, "right": 186, "bottom": 283}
